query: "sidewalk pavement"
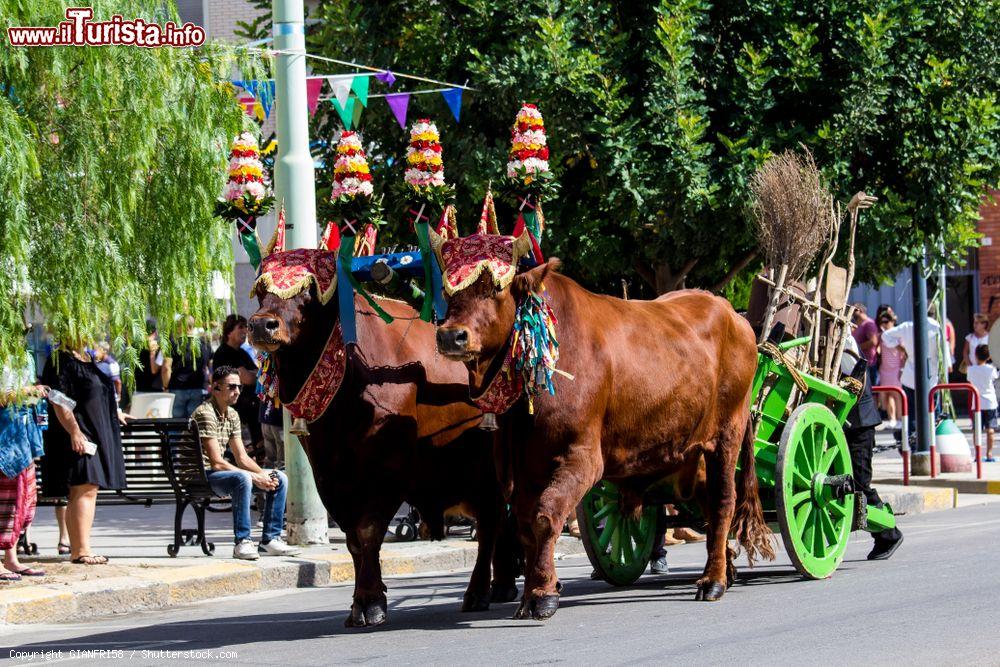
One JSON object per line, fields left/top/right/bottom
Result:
{"left": 872, "top": 418, "right": 1000, "bottom": 496}
{"left": 0, "top": 475, "right": 971, "bottom": 625}
{"left": 0, "top": 503, "right": 585, "bottom": 625}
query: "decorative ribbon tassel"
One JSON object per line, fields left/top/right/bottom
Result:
{"left": 511, "top": 289, "right": 560, "bottom": 414}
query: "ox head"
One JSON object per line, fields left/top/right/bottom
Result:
{"left": 247, "top": 232, "right": 339, "bottom": 353}
{"left": 430, "top": 226, "right": 558, "bottom": 365}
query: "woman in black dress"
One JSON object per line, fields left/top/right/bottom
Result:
{"left": 41, "top": 349, "right": 127, "bottom": 564}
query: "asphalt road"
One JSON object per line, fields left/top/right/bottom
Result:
{"left": 4, "top": 503, "right": 1000, "bottom": 666}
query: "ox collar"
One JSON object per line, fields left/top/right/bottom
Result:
{"left": 283, "top": 323, "right": 347, "bottom": 434}
{"left": 470, "top": 335, "right": 523, "bottom": 418}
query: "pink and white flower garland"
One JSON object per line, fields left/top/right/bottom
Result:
{"left": 506, "top": 104, "right": 550, "bottom": 183}
{"left": 330, "top": 131, "right": 374, "bottom": 200}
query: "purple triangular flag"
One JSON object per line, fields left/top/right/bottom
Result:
{"left": 440, "top": 88, "right": 463, "bottom": 122}
{"left": 375, "top": 70, "right": 396, "bottom": 87}
{"left": 385, "top": 93, "right": 410, "bottom": 130}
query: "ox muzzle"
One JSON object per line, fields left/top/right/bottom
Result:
{"left": 436, "top": 326, "right": 473, "bottom": 359}
{"left": 248, "top": 313, "right": 288, "bottom": 351}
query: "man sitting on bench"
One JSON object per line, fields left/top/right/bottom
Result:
{"left": 192, "top": 366, "right": 300, "bottom": 560}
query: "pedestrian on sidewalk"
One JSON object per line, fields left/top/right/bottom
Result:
{"left": 211, "top": 315, "right": 262, "bottom": 461}
{"left": 41, "top": 348, "right": 129, "bottom": 565}
{"left": 961, "top": 314, "right": 990, "bottom": 375}
{"left": 966, "top": 344, "right": 998, "bottom": 462}
{"left": 879, "top": 313, "right": 947, "bottom": 442}
{"left": 0, "top": 355, "right": 48, "bottom": 580}
{"left": 165, "top": 316, "right": 211, "bottom": 419}
{"left": 877, "top": 311, "right": 903, "bottom": 430}
{"left": 852, "top": 303, "right": 880, "bottom": 388}
{"left": 191, "top": 366, "right": 300, "bottom": 560}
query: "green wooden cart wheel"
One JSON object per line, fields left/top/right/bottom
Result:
{"left": 577, "top": 481, "right": 657, "bottom": 586}
{"left": 776, "top": 403, "right": 856, "bottom": 579}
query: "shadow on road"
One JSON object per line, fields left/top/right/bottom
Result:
{"left": 6, "top": 562, "right": 819, "bottom": 653}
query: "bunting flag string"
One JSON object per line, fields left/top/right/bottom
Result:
{"left": 305, "top": 79, "right": 322, "bottom": 116}
{"left": 440, "top": 88, "right": 463, "bottom": 122}
{"left": 232, "top": 71, "right": 468, "bottom": 128}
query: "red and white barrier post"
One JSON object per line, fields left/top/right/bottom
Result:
{"left": 928, "top": 383, "right": 981, "bottom": 480}
{"left": 873, "top": 385, "right": 909, "bottom": 486}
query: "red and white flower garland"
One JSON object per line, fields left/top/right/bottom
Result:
{"left": 330, "top": 131, "right": 374, "bottom": 201}
{"left": 506, "top": 104, "right": 550, "bottom": 184}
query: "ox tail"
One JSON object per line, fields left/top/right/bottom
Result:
{"left": 732, "top": 415, "right": 776, "bottom": 564}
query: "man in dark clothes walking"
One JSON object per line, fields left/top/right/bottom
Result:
{"left": 843, "top": 342, "right": 904, "bottom": 560}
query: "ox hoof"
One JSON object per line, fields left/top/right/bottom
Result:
{"left": 344, "top": 598, "right": 388, "bottom": 628}
{"left": 513, "top": 597, "right": 533, "bottom": 620}
{"left": 694, "top": 581, "right": 727, "bottom": 602}
{"left": 531, "top": 595, "right": 560, "bottom": 620}
{"left": 555, "top": 580, "right": 564, "bottom": 594}
{"left": 490, "top": 583, "right": 519, "bottom": 604}
{"left": 462, "top": 591, "right": 491, "bottom": 612}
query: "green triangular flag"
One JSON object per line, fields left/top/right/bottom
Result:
{"left": 239, "top": 232, "right": 262, "bottom": 271}
{"left": 351, "top": 76, "right": 369, "bottom": 107}
{"left": 352, "top": 96, "right": 364, "bottom": 127}
{"left": 331, "top": 96, "right": 355, "bottom": 129}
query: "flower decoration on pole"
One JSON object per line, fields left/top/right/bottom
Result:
{"left": 505, "top": 104, "right": 555, "bottom": 193}
{"left": 329, "top": 130, "right": 374, "bottom": 228}
{"left": 404, "top": 119, "right": 455, "bottom": 210}
{"left": 216, "top": 132, "right": 274, "bottom": 269}
{"left": 404, "top": 119, "right": 454, "bottom": 323}
{"left": 217, "top": 132, "right": 274, "bottom": 220}
{"left": 503, "top": 104, "right": 556, "bottom": 254}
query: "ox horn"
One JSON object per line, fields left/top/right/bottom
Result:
{"left": 263, "top": 202, "right": 287, "bottom": 258}
{"left": 512, "top": 225, "right": 533, "bottom": 263}
{"left": 427, "top": 222, "right": 447, "bottom": 268}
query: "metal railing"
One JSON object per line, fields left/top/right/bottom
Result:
{"left": 928, "top": 383, "right": 982, "bottom": 480}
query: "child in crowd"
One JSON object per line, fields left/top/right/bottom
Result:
{"left": 966, "top": 344, "right": 998, "bottom": 462}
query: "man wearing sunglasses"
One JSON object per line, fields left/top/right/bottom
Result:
{"left": 191, "top": 366, "right": 300, "bottom": 560}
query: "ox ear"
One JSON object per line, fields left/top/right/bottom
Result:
{"left": 512, "top": 258, "right": 561, "bottom": 298}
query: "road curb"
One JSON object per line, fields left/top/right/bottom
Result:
{"left": 0, "top": 537, "right": 585, "bottom": 625}
{"left": 875, "top": 477, "right": 1000, "bottom": 496}
{"left": 877, "top": 485, "right": 957, "bottom": 514}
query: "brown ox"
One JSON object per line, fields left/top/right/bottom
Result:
{"left": 248, "top": 248, "right": 518, "bottom": 628}
{"left": 433, "top": 234, "right": 773, "bottom": 620}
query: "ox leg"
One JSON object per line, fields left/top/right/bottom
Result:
{"left": 462, "top": 504, "right": 498, "bottom": 612}
{"left": 517, "top": 460, "right": 597, "bottom": 621}
{"left": 696, "top": 438, "right": 740, "bottom": 602}
{"left": 489, "top": 507, "right": 521, "bottom": 604}
{"left": 344, "top": 505, "right": 395, "bottom": 628}
{"left": 512, "top": 494, "right": 541, "bottom": 620}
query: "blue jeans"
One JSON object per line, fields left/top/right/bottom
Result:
{"left": 207, "top": 469, "right": 288, "bottom": 544}
{"left": 171, "top": 389, "right": 204, "bottom": 419}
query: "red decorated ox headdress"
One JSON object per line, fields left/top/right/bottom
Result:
{"left": 428, "top": 227, "right": 533, "bottom": 296}
{"left": 253, "top": 248, "right": 339, "bottom": 305}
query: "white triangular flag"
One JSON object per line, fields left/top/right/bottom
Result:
{"left": 328, "top": 75, "right": 353, "bottom": 109}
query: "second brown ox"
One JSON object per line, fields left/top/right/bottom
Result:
{"left": 432, "top": 230, "right": 774, "bottom": 620}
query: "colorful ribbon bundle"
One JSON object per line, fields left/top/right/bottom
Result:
{"left": 256, "top": 350, "right": 279, "bottom": 406}
{"left": 510, "top": 290, "right": 559, "bottom": 413}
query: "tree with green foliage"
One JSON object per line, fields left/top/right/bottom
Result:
{"left": 304, "top": 0, "right": 998, "bottom": 300}
{"left": 0, "top": 0, "right": 265, "bottom": 371}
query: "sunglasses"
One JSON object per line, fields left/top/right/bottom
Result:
{"left": 215, "top": 383, "right": 241, "bottom": 391}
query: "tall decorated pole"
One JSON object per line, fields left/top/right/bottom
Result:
{"left": 273, "top": 0, "right": 327, "bottom": 545}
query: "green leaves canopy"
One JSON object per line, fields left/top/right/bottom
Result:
{"left": 309, "top": 0, "right": 999, "bottom": 296}
{"left": 0, "top": 0, "right": 263, "bottom": 368}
